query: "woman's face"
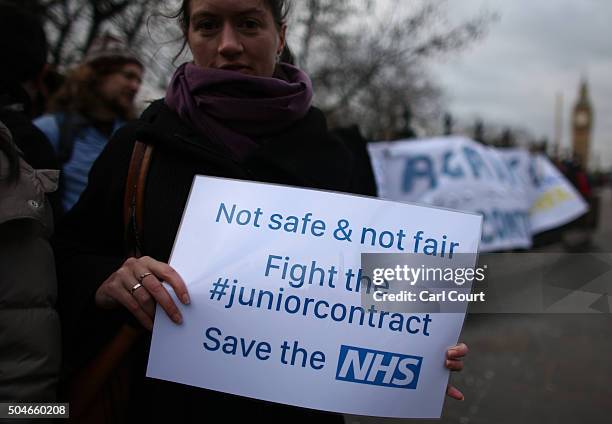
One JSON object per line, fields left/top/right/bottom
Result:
{"left": 187, "top": 0, "right": 286, "bottom": 78}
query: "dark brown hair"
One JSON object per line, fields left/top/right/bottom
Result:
{"left": 172, "top": 0, "right": 293, "bottom": 64}
{"left": 48, "top": 57, "right": 138, "bottom": 120}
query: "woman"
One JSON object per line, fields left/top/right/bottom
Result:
{"left": 54, "top": 0, "right": 467, "bottom": 421}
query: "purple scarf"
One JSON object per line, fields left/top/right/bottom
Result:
{"left": 165, "top": 62, "right": 313, "bottom": 162}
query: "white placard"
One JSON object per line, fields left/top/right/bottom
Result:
{"left": 146, "top": 176, "right": 482, "bottom": 418}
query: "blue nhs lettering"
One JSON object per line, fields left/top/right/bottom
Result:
{"left": 335, "top": 345, "right": 423, "bottom": 389}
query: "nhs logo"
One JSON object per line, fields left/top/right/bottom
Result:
{"left": 335, "top": 345, "right": 423, "bottom": 389}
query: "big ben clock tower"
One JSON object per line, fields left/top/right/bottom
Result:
{"left": 572, "top": 79, "right": 594, "bottom": 168}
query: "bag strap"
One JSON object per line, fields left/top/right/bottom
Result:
{"left": 68, "top": 141, "right": 154, "bottom": 421}
{"left": 123, "top": 140, "right": 154, "bottom": 258}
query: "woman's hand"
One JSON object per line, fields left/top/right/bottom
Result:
{"left": 445, "top": 342, "right": 468, "bottom": 400}
{"left": 95, "top": 256, "right": 191, "bottom": 331}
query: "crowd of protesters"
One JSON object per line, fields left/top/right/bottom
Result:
{"left": 0, "top": 1, "right": 468, "bottom": 422}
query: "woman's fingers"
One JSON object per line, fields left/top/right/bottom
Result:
{"left": 140, "top": 256, "right": 191, "bottom": 305}
{"left": 446, "top": 384, "right": 464, "bottom": 401}
{"left": 129, "top": 257, "right": 187, "bottom": 325}
{"left": 126, "top": 279, "right": 155, "bottom": 319}
{"left": 447, "top": 343, "right": 468, "bottom": 360}
{"left": 143, "top": 277, "right": 182, "bottom": 324}
{"left": 446, "top": 343, "right": 467, "bottom": 371}
{"left": 128, "top": 265, "right": 158, "bottom": 319}
{"left": 445, "top": 343, "right": 467, "bottom": 400}
{"left": 95, "top": 256, "right": 190, "bottom": 330}
{"left": 112, "top": 286, "right": 154, "bottom": 331}
{"left": 445, "top": 359, "right": 464, "bottom": 371}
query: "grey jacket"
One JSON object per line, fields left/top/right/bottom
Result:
{"left": 0, "top": 121, "right": 61, "bottom": 402}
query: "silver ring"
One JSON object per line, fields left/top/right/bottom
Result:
{"left": 138, "top": 272, "right": 153, "bottom": 284}
{"left": 130, "top": 283, "right": 143, "bottom": 295}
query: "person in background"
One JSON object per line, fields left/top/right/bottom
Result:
{"left": 34, "top": 34, "right": 144, "bottom": 213}
{"left": 0, "top": 2, "right": 59, "bottom": 181}
{"left": 0, "top": 3, "right": 61, "bottom": 403}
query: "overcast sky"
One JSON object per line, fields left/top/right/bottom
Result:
{"left": 429, "top": 0, "right": 612, "bottom": 170}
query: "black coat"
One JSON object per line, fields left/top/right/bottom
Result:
{"left": 54, "top": 99, "right": 376, "bottom": 422}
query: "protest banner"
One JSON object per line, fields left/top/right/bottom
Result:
{"left": 497, "top": 149, "right": 589, "bottom": 233}
{"left": 368, "top": 137, "right": 588, "bottom": 251}
{"left": 368, "top": 137, "right": 531, "bottom": 251}
{"left": 146, "top": 176, "right": 482, "bottom": 418}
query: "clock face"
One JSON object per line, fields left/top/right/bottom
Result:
{"left": 575, "top": 111, "right": 589, "bottom": 126}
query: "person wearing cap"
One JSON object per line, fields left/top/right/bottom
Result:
{"left": 34, "top": 33, "right": 144, "bottom": 213}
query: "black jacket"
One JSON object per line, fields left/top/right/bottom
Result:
{"left": 54, "top": 100, "right": 376, "bottom": 422}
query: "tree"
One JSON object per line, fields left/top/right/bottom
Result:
{"left": 13, "top": 0, "right": 494, "bottom": 134}
{"left": 289, "top": 0, "right": 494, "bottom": 138}
{"left": 9, "top": 0, "right": 173, "bottom": 87}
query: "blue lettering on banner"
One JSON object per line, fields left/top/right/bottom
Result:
{"left": 478, "top": 208, "right": 530, "bottom": 244}
{"left": 401, "top": 148, "right": 517, "bottom": 194}
{"left": 335, "top": 345, "right": 423, "bottom": 389}
{"left": 402, "top": 155, "right": 437, "bottom": 192}
{"left": 442, "top": 151, "right": 464, "bottom": 178}
{"left": 463, "top": 146, "right": 493, "bottom": 179}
